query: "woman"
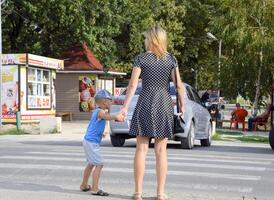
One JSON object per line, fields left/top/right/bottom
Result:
{"left": 120, "top": 25, "right": 184, "bottom": 200}
{"left": 248, "top": 104, "right": 272, "bottom": 131}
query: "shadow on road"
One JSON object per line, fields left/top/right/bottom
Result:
{"left": 0, "top": 181, "right": 84, "bottom": 195}
{"left": 109, "top": 193, "right": 154, "bottom": 200}
{"left": 0, "top": 181, "right": 137, "bottom": 199}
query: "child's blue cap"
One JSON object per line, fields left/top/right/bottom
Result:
{"left": 95, "top": 90, "right": 113, "bottom": 101}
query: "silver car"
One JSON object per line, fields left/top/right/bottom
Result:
{"left": 109, "top": 82, "right": 212, "bottom": 149}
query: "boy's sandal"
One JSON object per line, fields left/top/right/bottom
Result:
{"left": 157, "top": 193, "right": 168, "bottom": 200}
{"left": 91, "top": 189, "right": 109, "bottom": 196}
{"left": 132, "top": 192, "right": 142, "bottom": 200}
{"left": 80, "top": 185, "right": 91, "bottom": 192}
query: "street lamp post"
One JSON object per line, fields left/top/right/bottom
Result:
{"left": 207, "top": 32, "right": 222, "bottom": 99}
{"left": 103, "top": 67, "right": 110, "bottom": 90}
{"left": 191, "top": 68, "right": 198, "bottom": 90}
{"left": 0, "top": 0, "right": 5, "bottom": 128}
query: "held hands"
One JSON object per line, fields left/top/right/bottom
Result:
{"left": 115, "top": 112, "right": 125, "bottom": 122}
{"left": 120, "top": 107, "right": 128, "bottom": 118}
{"left": 114, "top": 107, "right": 127, "bottom": 122}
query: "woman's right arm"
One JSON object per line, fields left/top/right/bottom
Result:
{"left": 171, "top": 67, "right": 185, "bottom": 113}
{"left": 121, "top": 67, "right": 141, "bottom": 114}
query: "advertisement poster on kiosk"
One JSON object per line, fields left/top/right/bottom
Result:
{"left": 1, "top": 65, "right": 19, "bottom": 117}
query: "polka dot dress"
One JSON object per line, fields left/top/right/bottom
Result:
{"left": 129, "top": 52, "right": 178, "bottom": 139}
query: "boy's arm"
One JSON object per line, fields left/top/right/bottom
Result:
{"left": 97, "top": 110, "right": 119, "bottom": 121}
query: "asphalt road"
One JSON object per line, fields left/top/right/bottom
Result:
{"left": 0, "top": 133, "right": 273, "bottom": 200}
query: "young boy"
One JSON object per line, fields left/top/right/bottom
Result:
{"left": 80, "top": 89, "right": 124, "bottom": 196}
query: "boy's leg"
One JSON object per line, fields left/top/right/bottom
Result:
{"left": 80, "top": 163, "right": 94, "bottom": 190}
{"left": 91, "top": 165, "right": 103, "bottom": 192}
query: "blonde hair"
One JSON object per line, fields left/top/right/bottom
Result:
{"left": 144, "top": 25, "right": 167, "bottom": 58}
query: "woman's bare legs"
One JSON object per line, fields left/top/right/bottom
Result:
{"left": 134, "top": 136, "right": 149, "bottom": 198}
{"left": 154, "top": 138, "right": 168, "bottom": 199}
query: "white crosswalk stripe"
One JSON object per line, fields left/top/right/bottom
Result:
{"left": 0, "top": 146, "right": 270, "bottom": 196}
{"left": 23, "top": 151, "right": 271, "bottom": 165}
{"left": 0, "top": 155, "right": 267, "bottom": 171}
{"left": 0, "top": 163, "right": 261, "bottom": 181}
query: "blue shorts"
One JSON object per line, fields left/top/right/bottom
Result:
{"left": 83, "top": 139, "right": 104, "bottom": 166}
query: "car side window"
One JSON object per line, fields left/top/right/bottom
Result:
{"left": 186, "top": 86, "right": 195, "bottom": 101}
{"left": 169, "top": 85, "right": 176, "bottom": 96}
{"left": 191, "top": 88, "right": 202, "bottom": 105}
{"left": 121, "top": 85, "right": 142, "bottom": 95}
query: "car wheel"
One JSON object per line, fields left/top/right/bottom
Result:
{"left": 200, "top": 123, "right": 212, "bottom": 147}
{"left": 180, "top": 122, "right": 195, "bottom": 149}
{"left": 110, "top": 135, "right": 125, "bottom": 147}
{"left": 269, "top": 128, "right": 274, "bottom": 150}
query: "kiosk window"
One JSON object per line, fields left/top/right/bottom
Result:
{"left": 27, "top": 68, "right": 51, "bottom": 109}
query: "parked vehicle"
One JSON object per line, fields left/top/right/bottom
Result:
{"left": 109, "top": 82, "right": 212, "bottom": 149}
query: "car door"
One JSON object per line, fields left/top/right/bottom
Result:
{"left": 190, "top": 87, "right": 209, "bottom": 133}
{"left": 185, "top": 86, "right": 201, "bottom": 131}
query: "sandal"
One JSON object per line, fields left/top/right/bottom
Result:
{"left": 91, "top": 189, "right": 109, "bottom": 196}
{"left": 132, "top": 192, "right": 142, "bottom": 200}
{"left": 80, "top": 185, "right": 91, "bottom": 192}
{"left": 157, "top": 193, "right": 168, "bottom": 200}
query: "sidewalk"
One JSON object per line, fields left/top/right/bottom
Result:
{"left": 62, "top": 121, "right": 89, "bottom": 134}
{"left": 216, "top": 128, "right": 269, "bottom": 137}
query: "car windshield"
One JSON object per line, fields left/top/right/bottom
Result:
{"left": 121, "top": 84, "right": 176, "bottom": 96}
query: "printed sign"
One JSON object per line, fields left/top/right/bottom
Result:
{"left": 79, "top": 75, "right": 96, "bottom": 112}
{"left": 28, "top": 54, "right": 64, "bottom": 70}
{"left": 1, "top": 65, "right": 19, "bottom": 115}
{"left": 2, "top": 54, "right": 64, "bottom": 70}
{"left": 2, "top": 54, "right": 26, "bottom": 65}
{"left": 115, "top": 88, "right": 126, "bottom": 96}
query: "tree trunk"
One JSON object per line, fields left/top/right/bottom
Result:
{"left": 253, "top": 48, "right": 263, "bottom": 116}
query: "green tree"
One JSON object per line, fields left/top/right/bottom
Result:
{"left": 3, "top": 0, "right": 87, "bottom": 56}
{"left": 179, "top": 0, "right": 216, "bottom": 89}
{"left": 209, "top": 0, "right": 274, "bottom": 111}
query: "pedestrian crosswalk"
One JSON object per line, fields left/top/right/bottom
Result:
{"left": 0, "top": 142, "right": 273, "bottom": 200}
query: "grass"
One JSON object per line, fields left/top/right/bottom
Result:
{"left": 237, "top": 135, "right": 269, "bottom": 143}
{"left": 212, "top": 131, "right": 269, "bottom": 143}
{"left": 0, "top": 128, "right": 25, "bottom": 135}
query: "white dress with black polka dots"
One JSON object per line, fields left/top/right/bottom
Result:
{"left": 129, "top": 52, "right": 178, "bottom": 139}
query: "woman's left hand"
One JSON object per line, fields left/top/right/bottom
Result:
{"left": 120, "top": 107, "right": 128, "bottom": 120}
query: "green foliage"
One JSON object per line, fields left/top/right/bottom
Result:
{"left": 213, "top": 131, "right": 269, "bottom": 143}
{"left": 2, "top": 0, "right": 273, "bottom": 103}
{"left": 3, "top": 0, "right": 87, "bottom": 55}
{"left": 209, "top": 0, "right": 274, "bottom": 102}
{"left": 0, "top": 128, "right": 25, "bottom": 135}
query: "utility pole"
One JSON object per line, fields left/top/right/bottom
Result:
{"left": 218, "top": 40, "right": 222, "bottom": 98}
{"left": 207, "top": 32, "right": 222, "bottom": 99}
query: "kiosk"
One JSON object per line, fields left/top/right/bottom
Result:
{"left": 1, "top": 53, "right": 64, "bottom": 123}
